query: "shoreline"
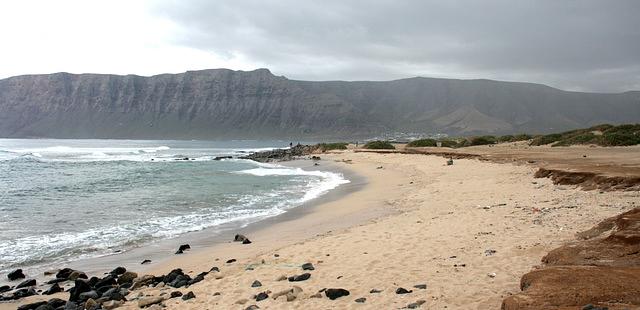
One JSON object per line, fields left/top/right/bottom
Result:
{"left": 3, "top": 149, "right": 638, "bottom": 309}
{"left": 0, "top": 157, "right": 363, "bottom": 285}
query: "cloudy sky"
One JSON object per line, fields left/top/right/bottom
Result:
{"left": 0, "top": 0, "right": 638, "bottom": 92}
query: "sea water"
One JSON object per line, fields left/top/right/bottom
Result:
{"left": 0, "top": 139, "right": 349, "bottom": 275}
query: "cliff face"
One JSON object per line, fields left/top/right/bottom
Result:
{"left": 0, "top": 68, "right": 638, "bottom": 139}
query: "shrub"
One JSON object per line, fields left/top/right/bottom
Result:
{"left": 363, "top": 140, "right": 395, "bottom": 149}
{"left": 497, "top": 135, "right": 514, "bottom": 143}
{"left": 468, "top": 135, "right": 496, "bottom": 146}
{"left": 438, "top": 140, "right": 460, "bottom": 148}
{"left": 316, "top": 142, "right": 348, "bottom": 151}
{"left": 530, "top": 133, "right": 563, "bottom": 146}
{"left": 407, "top": 138, "right": 437, "bottom": 147}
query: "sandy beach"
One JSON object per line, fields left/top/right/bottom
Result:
{"left": 3, "top": 148, "right": 639, "bottom": 309}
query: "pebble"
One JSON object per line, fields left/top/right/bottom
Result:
{"left": 288, "top": 273, "right": 311, "bottom": 282}
{"left": 325, "top": 288, "right": 350, "bottom": 300}
{"left": 245, "top": 305, "right": 260, "bottom": 310}
{"left": 396, "top": 287, "right": 413, "bottom": 294}
{"left": 251, "top": 280, "right": 262, "bottom": 287}
{"left": 406, "top": 300, "right": 427, "bottom": 309}
{"left": 370, "top": 289, "right": 382, "bottom": 293}
{"left": 355, "top": 297, "right": 366, "bottom": 303}
{"left": 255, "top": 292, "right": 269, "bottom": 301}
{"left": 413, "top": 284, "right": 427, "bottom": 290}
{"left": 137, "top": 296, "right": 165, "bottom": 308}
{"left": 301, "top": 262, "right": 315, "bottom": 271}
{"left": 182, "top": 291, "right": 196, "bottom": 301}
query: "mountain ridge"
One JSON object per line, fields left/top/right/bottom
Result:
{"left": 1, "top": 68, "right": 638, "bottom": 139}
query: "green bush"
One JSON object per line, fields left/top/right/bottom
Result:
{"left": 316, "top": 142, "right": 348, "bottom": 151}
{"left": 363, "top": 140, "right": 395, "bottom": 149}
{"left": 438, "top": 140, "right": 460, "bottom": 148}
{"left": 406, "top": 138, "right": 437, "bottom": 147}
{"left": 497, "top": 135, "right": 515, "bottom": 143}
{"left": 468, "top": 135, "right": 496, "bottom": 146}
{"left": 530, "top": 133, "right": 563, "bottom": 146}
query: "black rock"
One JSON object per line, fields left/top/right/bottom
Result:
{"left": 78, "top": 290, "right": 98, "bottom": 301}
{"left": 17, "top": 301, "right": 47, "bottom": 310}
{"left": 87, "top": 277, "right": 100, "bottom": 287}
{"left": 13, "top": 287, "right": 37, "bottom": 299}
{"left": 0, "top": 285, "right": 11, "bottom": 293}
{"left": 369, "top": 289, "right": 382, "bottom": 293}
{"left": 245, "top": 305, "right": 260, "bottom": 310}
{"left": 93, "top": 275, "right": 116, "bottom": 289}
{"left": 8, "top": 269, "right": 26, "bottom": 281}
{"left": 251, "top": 280, "right": 262, "bottom": 287}
{"left": 582, "top": 304, "right": 608, "bottom": 310}
{"left": 406, "top": 300, "right": 426, "bottom": 309}
{"left": 213, "top": 156, "right": 233, "bottom": 160}
{"left": 43, "top": 283, "right": 63, "bottom": 295}
{"left": 355, "top": 297, "right": 366, "bottom": 303}
{"left": 242, "top": 238, "right": 252, "bottom": 244}
{"left": 170, "top": 291, "right": 183, "bottom": 298}
{"left": 188, "top": 273, "right": 206, "bottom": 285}
{"left": 175, "top": 249, "right": 184, "bottom": 254}
{"left": 178, "top": 244, "right": 191, "bottom": 252}
{"left": 63, "top": 301, "right": 82, "bottom": 310}
{"left": 68, "top": 280, "right": 92, "bottom": 302}
{"left": 35, "top": 304, "right": 55, "bottom": 310}
{"left": 169, "top": 274, "right": 191, "bottom": 288}
{"left": 413, "top": 284, "right": 427, "bottom": 290}
{"left": 181, "top": 291, "right": 196, "bottom": 301}
{"left": 301, "top": 263, "right": 315, "bottom": 271}
{"left": 109, "top": 267, "right": 126, "bottom": 276}
{"left": 47, "top": 298, "right": 67, "bottom": 308}
{"left": 102, "top": 287, "right": 125, "bottom": 301}
{"left": 396, "top": 287, "right": 412, "bottom": 294}
{"left": 226, "top": 259, "right": 237, "bottom": 264}
{"left": 210, "top": 266, "right": 220, "bottom": 272}
{"left": 141, "top": 259, "right": 152, "bottom": 265}
{"left": 288, "top": 273, "right": 311, "bottom": 282}
{"left": 16, "top": 279, "right": 36, "bottom": 289}
{"left": 255, "top": 292, "right": 268, "bottom": 301}
{"left": 55, "top": 268, "right": 74, "bottom": 279}
{"left": 46, "top": 278, "right": 67, "bottom": 285}
{"left": 234, "top": 234, "right": 247, "bottom": 242}
{"left": 325, "top": 288, "right": 350, "bottom": 300}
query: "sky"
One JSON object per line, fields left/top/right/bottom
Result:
{"left": 0, "top": 0, "right": 638, "bottom": 92}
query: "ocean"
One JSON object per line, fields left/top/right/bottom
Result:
{"left": 0, "top": 139, "right": 349, "bottom": 276}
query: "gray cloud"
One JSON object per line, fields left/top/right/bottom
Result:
{"left": 152, "top": 0, "right": 640, "bottom": 92}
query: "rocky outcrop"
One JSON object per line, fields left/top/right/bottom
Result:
{"left": 240, "top": 144, "right": 317, "bottom": 162}
{"left": 502, "top": 208, "right": 640, "bottom": 309}
{"left": 1, "top": 69, "right": 638, "bottom": 139}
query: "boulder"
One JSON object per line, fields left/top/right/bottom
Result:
{"left": 68, "top": 280, "right": 92, "bottom": 302}
{"left": 170, "top": 291, "right": 182, "bottom": 298}
{"left": 109, "top": 267, "right": 126, "bottom": 276}
{"left": 55, "top": 268, "right": 74, "bottom": 279}
{"left": 17, "top": 301, "right": 47, "bottom": 310}
{"left": 255, "top": 292, "right": 269, "bottom": 301}
{"left": 68, "top": 271, "right": 87, "bottom": 281}
{"left": 251, "top": 280, "right": 262, "bottom": 287}
{"left": 8, "top": 269, "right": 26, "bottom": 281}
{"left": 301, "top": 263, "right": 315, "bottom": 271}
{"left": 0, "top": 285, "right": 11, "bottom": 293}
{"left": 242, "top": 238, "right": 252, "bottom": 244}
{"left": 16, "top": 279, "right": 36, "bottom": 289}
{"left": 43, "top": 283, "right": 63, "bottom": 295}
{"left": 102, "top": 300, "right": 124, "bottom": 310}
{"left": 13, "top": 287, "right": 37, "bottom": 299}
{"left": 117, "top": 271, "right": 138, "bottom": 285}
{"left": 78, "top": 290, "right": 99, "bottom": 301}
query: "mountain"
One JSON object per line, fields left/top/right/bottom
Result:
{"left": 0, "top": 68, "right": 638, "bottom": 139}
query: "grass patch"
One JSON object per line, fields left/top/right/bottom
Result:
{"left": 363, "top": 140, "right": 396, "bottom": 149}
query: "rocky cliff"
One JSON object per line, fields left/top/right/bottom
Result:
{"left": 0, "top": 68, "right": 638, "bottom": 139}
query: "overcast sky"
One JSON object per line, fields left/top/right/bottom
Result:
{"left": 0, "top": 0, "right": 638, "bottom": 92}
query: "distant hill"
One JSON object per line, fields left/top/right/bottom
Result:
{"left": 0, "top": 68, "right": 638, "bottom": 139}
